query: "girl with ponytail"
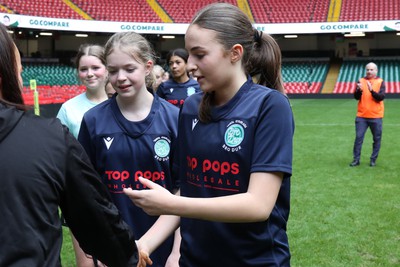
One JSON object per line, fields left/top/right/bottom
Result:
{"left": 125, "top": 3, "right": 294, "bottom": 267}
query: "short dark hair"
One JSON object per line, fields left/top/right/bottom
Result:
{"left": 166, "top": 48, "right": 189, "bottom": 64}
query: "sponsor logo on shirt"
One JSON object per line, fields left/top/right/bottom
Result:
{"left": 153, "top": 136, "right": 171, "bottom": 161}
{"left": 167, "top": 99, "right": 185, "bottom": 106}
{"left": 192, "top": 118, "right": 199, "bottom": 130}
{"left": 103, "top": 137, "right": 114, "bottom": 150}
{"left": 183, "top": 120, "right": 248, "bottom": 192}
{"left": 169, "top": 88, "right": 174, "bottom": 93}
{"left": 186, "top": 156, "right": 240, "bottom": 192}
{"left": 100, "top": 135, "right": 172, "bottom": 193}
{"left": 104, "top": 170, "right": 166, "bottom": 192}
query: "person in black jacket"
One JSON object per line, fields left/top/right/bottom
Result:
{"left": 0, "top": 23, "right": 138, "bottom": 267}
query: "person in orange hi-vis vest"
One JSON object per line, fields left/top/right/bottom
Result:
{"left": 350, "top": 62, "right": 385, "bottom": 167}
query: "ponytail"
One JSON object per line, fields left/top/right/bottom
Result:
{"left": 247, "top": 30, "right": 285, "bottom": 94}
{"left": 198, "top": 92, "right": 214, "bottom": 123}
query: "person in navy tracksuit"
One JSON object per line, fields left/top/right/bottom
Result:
{"left": 78, "top": 31, "right": 180, "bottom": 267}
{"left": 125, "top": 3, "right": 294, "bottom": 267}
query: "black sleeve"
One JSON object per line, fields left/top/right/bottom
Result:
{"left": 371, "top": 81, "right": 386, "bottom": 101}
{"left": 354, "top": 82, "right": 362, "bottom": 100}
{"left": 60, "top": 127, "right": 138, "bottom": 267}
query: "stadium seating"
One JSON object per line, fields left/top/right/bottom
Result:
{"left": 20, "top": 56, "right": 400, "bottom": 104}
{"left": 155, "top": 0, "right": 237, "bottom": 23}
{"left": 22, "top": 84, "right": 86, "bottom": 105}
{"left": 248, "top": 0, "right": 330, "bottom": 23}
{"left": 2, "top": 0, "right": 400, "bottom": 23}
{"left": 74, "top": 0, "right": 162, "bottom": 22}
{"left": 1, "top": 0, "right": 83, "bottom": 19}
{"left": 3, "top": 0, "right": 399, "bottom": 99}
{"left": 334, "top": 57, "right": 400, "bottom": 94}
{"left": 282, "top": 58, "right": 330, "bottom": 94}
{"left": 21, "top": 62, "right": 85, "bottom": 105}
{"left": 22, "top": 63, "right": 78, "bottom": 87}
{"left": 340, "top": 0, "right": 400, "bottom": 21}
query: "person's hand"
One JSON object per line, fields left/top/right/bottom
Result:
{"left": 356, "top": 82, "right": 362, "bottom": 91}
{"left": 123, "top": 177, "right": 174, "bottom": 216}
{"left": 96, "top": 261, "right": 107, "bottom": 267}
{"left": 136, "top": 240, "right": 153, "bottom": 267}
{"left": 366, "top": 81, "right": 373, "bottom": 92}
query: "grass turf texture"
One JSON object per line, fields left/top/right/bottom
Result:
{"left": 61, "top": 99, "right": 400, "bottom": 266}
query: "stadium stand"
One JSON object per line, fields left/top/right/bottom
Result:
{"left": 22, "top": 84, "right": 86, "bottom": 105}
{"left": 18, "top": 56, "right": 400, "bottom": 103}
{"left": 74, "top": 0, "right": 162, "bottom": 22}
{"left": 1, "top": 0, "right": 399, "bottom": 101}
{"left": 340, "top": 0, "right": 400, "bottom": 21}
{"left": 22, "top": 62, "right": 78, "bottom": 86}
{"left": 1, "top": 0, "right": 330, "bottom": 23}
{"left": 334, "top": 57, "right": 400, "bottom": 94}
{"left": 248, "top": 0, "right": 330, "bottom": 23}
{"left": 21, "top": 61, "right": 85, "bottom": 105}
{"left": 283, "top": 58, "right": 330, "bottom": 94}
{"left": 1, "top": 0, "right": 84, "bottom": 19}
{"left": 156, "top": 0, "right": 237, "bottom": 23}
{"left": 1, "top": 0, "right": 400, "bottom": 23}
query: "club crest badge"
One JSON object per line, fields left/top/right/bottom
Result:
{"left": 154, "top": 136, "right": 171, "bottom": 161}
{"left": 187, "top": 86, "right": 196, "bottom": 96}
{"left": 223, "top": 120, "right": 247, "bottom": 152}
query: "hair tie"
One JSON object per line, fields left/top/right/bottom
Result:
{"left": 253, "top": 30, "right": 263, "bottom": 43}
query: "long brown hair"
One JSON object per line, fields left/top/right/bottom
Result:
{"left": 191, "top": 3, "right": 284, "bottom": 122}
{"left": 0, "top": 23, "right": 25, "bottom": 110}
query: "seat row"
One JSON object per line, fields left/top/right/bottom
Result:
{"left": 1, "top": 0, "right": 399, "bottom": 23}
{"left": 19, "top": 57, "right": 400, "bottom": 105}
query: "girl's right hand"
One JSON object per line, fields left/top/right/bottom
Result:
{"left": 136, "top": 240, "right": 153, "bottom": 267}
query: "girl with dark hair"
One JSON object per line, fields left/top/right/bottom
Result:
{"left": 125, "top": 3, "right": 294, "bottom": 267}
{"left": 156, "top": 48, "right": 200, "bottom": 108}
{"left": 0, "top": 23, "right": 138, "bottom": 267}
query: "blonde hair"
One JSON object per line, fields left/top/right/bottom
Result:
{"left": 104, "top": 32, "right": 156, "bottom": 89}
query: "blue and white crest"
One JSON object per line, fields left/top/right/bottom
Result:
{"left": 153, "top": 136, "right": 171, "bottom": 161}
{"left": 187, "top": 86, "right": 196, "bottom": 96}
